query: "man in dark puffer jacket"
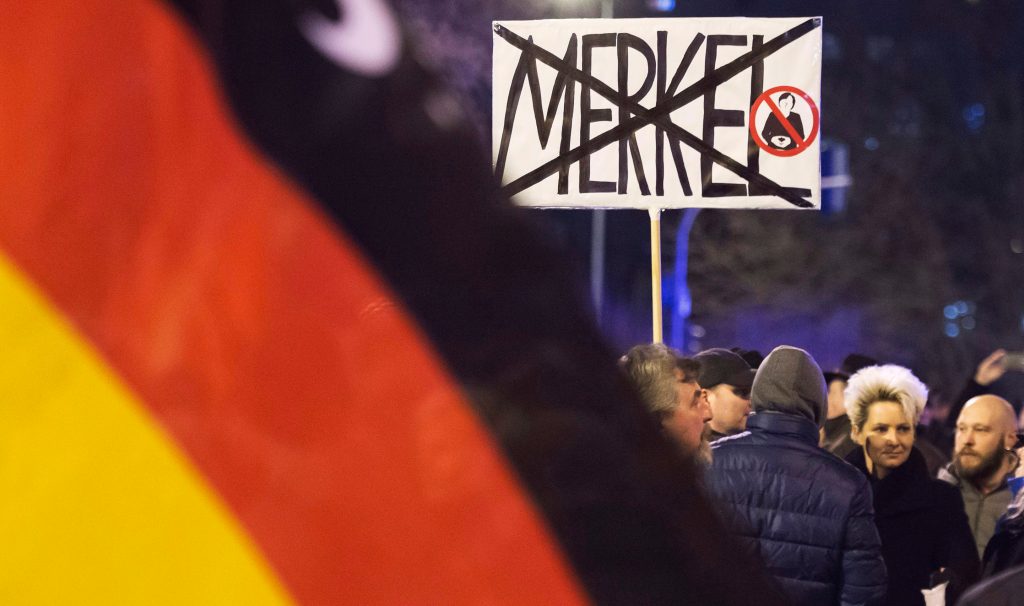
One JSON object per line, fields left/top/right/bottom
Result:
{"left": 706, "top": 345, "right": 887, "bottom": 605}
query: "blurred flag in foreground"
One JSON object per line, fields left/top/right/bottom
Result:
{"left": 0, "top": 1, "right": 785, "bottom": 604}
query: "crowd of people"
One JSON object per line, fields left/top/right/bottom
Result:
{"left": 619, "top": 344, "right": 1024, "bottom": 605}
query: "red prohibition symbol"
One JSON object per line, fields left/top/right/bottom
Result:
{"left": 750, "top": 85, "right": 820, "bottom": 157}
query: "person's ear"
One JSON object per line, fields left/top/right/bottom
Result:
{"left": 1004, "top": 430, "right": 1018, "bottom": 451}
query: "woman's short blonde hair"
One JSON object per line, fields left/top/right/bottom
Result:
{"left": 843, "top": 364, "right": 929, "bottom": 430}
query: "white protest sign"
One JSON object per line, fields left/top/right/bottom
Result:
{"left": 492, "top": 17, "right": 823, "bottom": 210}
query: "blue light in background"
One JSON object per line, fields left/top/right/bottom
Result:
{"left": 647, "top": 0, "right": 676, "bottom": 11}
{"left": 820, "top": 139, "right": 851, "bottom": 217}
{"left": 822, "top": 33, "right": 842, "bottom": 62}
{"left": 943, "top": 300, "right": 977, "bottom": 336}
{"left": 963, "top": 102, "right": 985, "bottom": 132}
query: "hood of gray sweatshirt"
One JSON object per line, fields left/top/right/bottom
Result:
{"left": 751, "top": 345, "right": 828, "bottom": 426}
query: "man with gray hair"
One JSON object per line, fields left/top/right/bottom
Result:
{"left": 619, "top": 343, "right": 713, "bottom": 463}
{"left": 705, "top": 345, "right": 887, "bottom": 605}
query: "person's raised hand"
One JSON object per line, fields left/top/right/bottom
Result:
{"left": 975, "top": 349, "right": 1008, "bottom": 386}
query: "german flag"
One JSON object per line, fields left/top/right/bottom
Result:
{"left": 0, "top": 1, "right": 786, "bottom": 603}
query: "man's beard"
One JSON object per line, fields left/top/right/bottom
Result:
{"left": 955, "top": 446, "right": 1006, "bottom": 484}
{"left": 696, "top": 426, "right": 713, "bottom": 465}
{"left": 694, "top": 439, "right": 713, "bottom": 465}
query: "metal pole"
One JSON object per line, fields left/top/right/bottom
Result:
{"left": 590, "top": 210, "right": 606, "bottom": 322}
{"left": 589, "top": 0, "right": 613, "bottom": 322}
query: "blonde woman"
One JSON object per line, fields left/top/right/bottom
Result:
{"left": 844, "top": 365, "right": 979, "bottom": 606}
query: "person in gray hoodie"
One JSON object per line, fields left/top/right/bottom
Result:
{"left": 705, "top": 345, "right": 888, "bottom": 606}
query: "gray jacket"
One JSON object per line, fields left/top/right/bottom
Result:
{"left": 938, "top": 463, "right": 1011, "bottom": 558}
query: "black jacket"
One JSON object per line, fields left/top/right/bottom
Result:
{"left": 982, "top": 487, "right": 1024, "bottom": 577}
{"left": 707, "top": 412, "right": 887, "bottom": 605}
{"left": 956, "top": 563, "right": 1024, "bottom": 605}
{"left": 847, "top": 446, "right": 979, "bottom": 605}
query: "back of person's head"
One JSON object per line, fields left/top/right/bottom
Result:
{"left": 694, "top": 348, "right": 754, "bottom": 390}
{"left": 751, "top": 345, "right": 828, "bottom": 425}
{"left": 731, "top": 347, "right": 764, "bottom": 370}
{"left": 824, "top": 353, "right": 879, "bottom": 385}
{"left": 843, "top": 364, "right": 928, "bottom": 431}
{"left": 619, "top": 343, "right": 698, "bottom": 416}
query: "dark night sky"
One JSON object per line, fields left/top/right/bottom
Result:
{"left": 398, "top": 0, "right": 1024, "bottom": 406}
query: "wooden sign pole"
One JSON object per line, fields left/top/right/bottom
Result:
{"left": 649, "top": 208, "right": 663, "bottom": 343}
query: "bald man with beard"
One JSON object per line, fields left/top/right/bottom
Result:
{"left": 938, "top": 395, "right": 1019, "bottom": 558}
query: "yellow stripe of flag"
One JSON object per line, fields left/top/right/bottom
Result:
{"left": 0, "top": 251, "right": 295, "bottom": 605}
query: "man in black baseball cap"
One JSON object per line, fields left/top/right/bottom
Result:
{"left": 695, "top": 348, "right": 755, "bottom": 441}
{"left": 822, "top": 353, "right": 878, "bottom": 458}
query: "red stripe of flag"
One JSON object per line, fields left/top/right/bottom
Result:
{"left": 0, "top": 2, "right": 587, "bottom": 603}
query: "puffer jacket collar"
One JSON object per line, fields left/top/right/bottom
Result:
{"left": 745, "top": 410, "right": 819, "bottom": 446}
